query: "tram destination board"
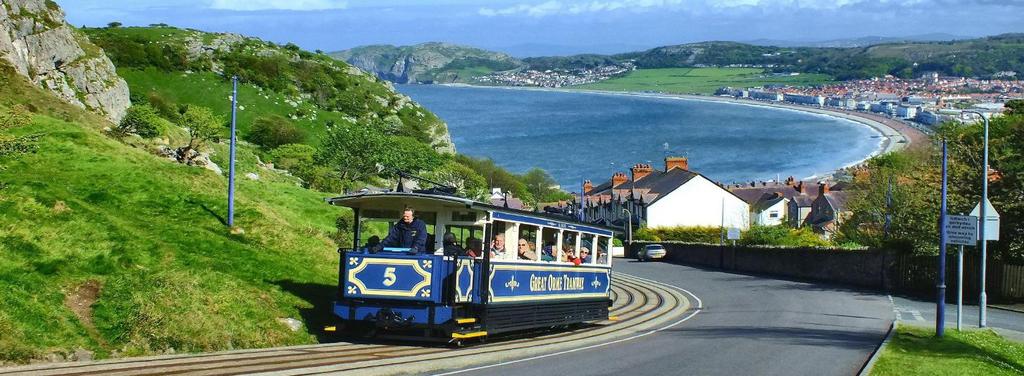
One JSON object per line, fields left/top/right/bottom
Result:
{"left": 945, "top": 215, "right": 978, "bottom": 246}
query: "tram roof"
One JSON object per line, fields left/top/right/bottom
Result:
{"left": 326, "top": 191, "right": 619, "bottom": 235}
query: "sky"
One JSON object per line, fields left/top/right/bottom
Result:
{"left": 57, "top": 0, "right": 1024, "bottom": 56}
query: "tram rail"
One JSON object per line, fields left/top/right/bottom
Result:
{"left": 0, "top": 273, "right": 691, "bottom": 376}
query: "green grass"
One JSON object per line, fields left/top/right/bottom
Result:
{"left": 871, "top": 325, "right": 1024, "bottom": 376}
{"left": 0, "top": 67, "right": 351, "bottom": 362}
{"left": 577, "top": 67, "right": 833, "bottom": 95}
{"left": 119, "top": 68, "right": 346, "bottom": 143}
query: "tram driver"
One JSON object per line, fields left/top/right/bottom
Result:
{"left": 380, "top": 207, "right": 428, "bottom": 253}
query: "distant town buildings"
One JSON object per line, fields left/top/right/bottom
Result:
{"left": 475, "top": 63, "right": 635, "bottom": 88}
{"left": 717, "top": 72, "right": 1022, "bottom": 129}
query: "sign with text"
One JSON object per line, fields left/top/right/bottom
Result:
{"left": 945, "top": 215, "right": 978, "bottom": 246}
{"left": 727, "top": 228, "right": 741, "bottom": 240}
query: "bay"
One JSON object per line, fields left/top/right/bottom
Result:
{"left": 398, "top": 84, "right": 881, "bottom": 190}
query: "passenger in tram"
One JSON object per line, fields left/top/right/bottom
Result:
{"left": 490, "top": 234, "right": 507, "bottom": 259}
{"left": 540, "top": 241, "right": 556, "bottom": 262}
{"left": 517, "top": 238, "right": 538, "bottom": 261}
{"left": 381, "top": 207, "right": 428, "bottom": 253}
{"left": 562, "top": 244, "right": 581, "bottom": 266}
{"left": 579, "top": 247, "right": 591, "bottom": 264}
{"left": 441, "top": 232, "right": 463, "bottom": 256}
{"left": 465, "top": 237, "right": 484, "bottom": 258}
{"left": 364, "top": 235, "right": 381, "bottom": 252}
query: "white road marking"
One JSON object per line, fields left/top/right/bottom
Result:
{"left": 432, "top": 273, "right": 703, "bottom": 376}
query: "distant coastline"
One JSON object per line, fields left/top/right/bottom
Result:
{"left": 439, "top": 83, "right": 923, "bottom": 180}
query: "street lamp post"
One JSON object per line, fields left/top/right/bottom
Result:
{"left": 964, "top": 110, "right": 990, "bottom": 328}
{"left": 622, "top": 208, "right": 632, "bottom": 249}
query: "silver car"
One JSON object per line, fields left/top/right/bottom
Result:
{"left": 638, "top": 244, "right": 666, "bottom": 261}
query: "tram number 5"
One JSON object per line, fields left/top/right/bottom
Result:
{"left": 382, "top": 267, "right": 397, "bottom": 286}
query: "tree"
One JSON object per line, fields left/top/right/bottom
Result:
{"left": 1006, "top": 99, "right": 1024, "bottom": 116}
{"left": 316, "top": 120, "right": 442, "bottom": 186}
{"left": 176, "top": 105, "right": 221, "bottom": 162}
{"left": 116, "top": 104, "right": 162, "bottom": 138}
{"left": 423, "top": 160, "right": 488, "bottom": 200}
{"left": 247, "top": 115, "right": 305, "bottom": 149}
{"left": 107, "top": 22, "right": 122, "bottom": 28}
{"left": 520, "top": 168, "right": 570, "bottom": 203}
{"left": 454, "top": 154, "right": 533, "bottom": 203}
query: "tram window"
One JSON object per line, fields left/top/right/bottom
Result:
{"left": 445, "top": 225, "right": 483, "bottom": 248}
{"left": 561, "top": 231, "right": 580, "bottom": 263}
{"left": 517, "top": 224, "right": 539, "bottom": 261}
{"left": 597, "top": 236, "right": 610, "bottom": 265}
{"left": 581, "top": 233, "right": 596, "bottom": 264}
{"left": 358, "top": 213, "right": 437, "bottom": 251}
{"left": 540, "top": 228, "right": 559, "bottom": 262}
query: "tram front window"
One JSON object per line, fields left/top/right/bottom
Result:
{"left": 446, "top": 225, "right": 483, "bottom": 257}
{"left": 357, "top": 211, "right": 436, "bottom": 252}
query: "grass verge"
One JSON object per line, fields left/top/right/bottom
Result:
{"left": 871, "top": 325, "right": 1024, "bottom": 376}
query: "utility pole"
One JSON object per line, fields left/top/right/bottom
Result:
{"left": 937, "top": 140, "right": 948, "bottom": 337}
{"left": 227, "top": 76, "right": 238, "bottom": 228}
{"left": 965, "top": 110, "right": 990, "bottom": 328}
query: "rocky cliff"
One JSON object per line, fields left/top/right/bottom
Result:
{"left": 0, "top": 0, "right": 129, "bottom": 123}
{"left": 332, "top": 42, "right": 524, "bottom": 84}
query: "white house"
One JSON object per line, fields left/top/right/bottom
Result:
{"left": 583, "top": 157, "right": 750, "bottom": 230}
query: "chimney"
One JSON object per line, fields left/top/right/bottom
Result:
{"left": 820, "top": 182, "right": 830, "bottom": 195}
{"left": 611, "top": 172, "right": 628, "bottom": 188}
{"left": 795, "top": 181, "right": 805, "bottom": 194}
{"left": 664, "top": 157, "right": 689, "bottom": 171}
{"left": 786, "top": 176, "right": 795, "bottom": 186}
{"left": 631, "top": 163, "right": 653, "bottom": 181}
{"left": 583, "top": 180, "right": 593, "bottom": 194}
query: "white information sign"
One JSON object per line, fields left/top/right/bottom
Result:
{"left": 727, "top": 228, "right": 741, "bottom": 240}
{"left": 945, "top": 215, "right": 978, "bottom": 246}
{"left": 970, "top": 199, "right": 1000, "bottom": 241}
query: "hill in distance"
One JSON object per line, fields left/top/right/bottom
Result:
{"left": 745, "top": 33, "right": 970, "bottom": 48}
{"left": 331, "top": 42, "right": 524, "bottom": 84}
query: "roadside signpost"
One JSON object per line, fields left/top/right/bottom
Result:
{"left": 969, "top": 199, "right": 1000, "bottom": 241}
{"left": 970, "top": 198, "right": 1000, "bottom": 327}
{"left": 946, "top": 215, "right": 979, "bottom": 246}
{"left": 227, "top": 76, "right": 238, "bottom": 228}
{"left": 727, "top": 228, "right": 740, "bottom": 246}
{"left": 937, "top": 141, "right": 948, "bottom": 337}
{"left": 945, "top": 214, "right": 977, "bottom": 331}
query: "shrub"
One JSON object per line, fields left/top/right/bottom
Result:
{"left": 740, "top": 225, "right": 832, "bottom": 247}
{"left": 116, "top": 105, "right": 162, "bottom": 138}
{"left": 268, "top": 143, "right": 315, "bottom": 172}
{"left": 634, "top": 226, "right": 723, "bottom": 243}
{"left": 247, "top": 115, "right": 305, "bottom": 149}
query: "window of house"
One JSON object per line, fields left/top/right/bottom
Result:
{"left": 769, "top": 211, "right": 779, "bottom": 218}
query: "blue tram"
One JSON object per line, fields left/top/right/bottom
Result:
{"left": 328, "top": 191, "right": 617, "bottom": 342}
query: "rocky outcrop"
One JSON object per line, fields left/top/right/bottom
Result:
{"left": 0, "top": 0, "right": 129, "bottom": 123}
{"left": 332, "top": 42, "right": 524, "bottom": 84}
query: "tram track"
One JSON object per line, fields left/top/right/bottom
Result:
{"left": 0, "top": 273, "right": 692, "bottom": 376}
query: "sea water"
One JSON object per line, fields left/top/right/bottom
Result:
{"left": 398, "top": 85, "right": 880, "bottom": 189}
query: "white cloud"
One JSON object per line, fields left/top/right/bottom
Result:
{"left": 209, "top": 0, "right": 348, "bottom": 11}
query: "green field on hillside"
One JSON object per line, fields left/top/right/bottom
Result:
{"left": 577, "top": 68, "right": 833, "bottom": 94}
{"left": 0, "top": 66, "right": 348, "bottom": 362}
{"left": 119, "top": 68, "right": 346, "bottom": 142}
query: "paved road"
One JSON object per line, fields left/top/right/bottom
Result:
{"left": 438, "top": 260, "right": 893, "bottom": 376}
{"left": 891, "top": 295, "right": 1024, "bottom": 341}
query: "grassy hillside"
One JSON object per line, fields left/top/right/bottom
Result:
{"left": 0, "top": 63, "right": 348, "bottom": 363}
{"left": 84, "top": 26, "right": 451, "bottom": 150}
{"left": 577, "top": 68, "right": 833, "bottom": 94}
{"left": 527, "top": 34, "right": 1024, "bottom": 80}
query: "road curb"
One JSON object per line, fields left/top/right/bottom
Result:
{"left": 991, "top": 305, "right": 1024, "bottom": 314}
{"left": 858, "top": 319, "right": 897, "bottom": 376}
